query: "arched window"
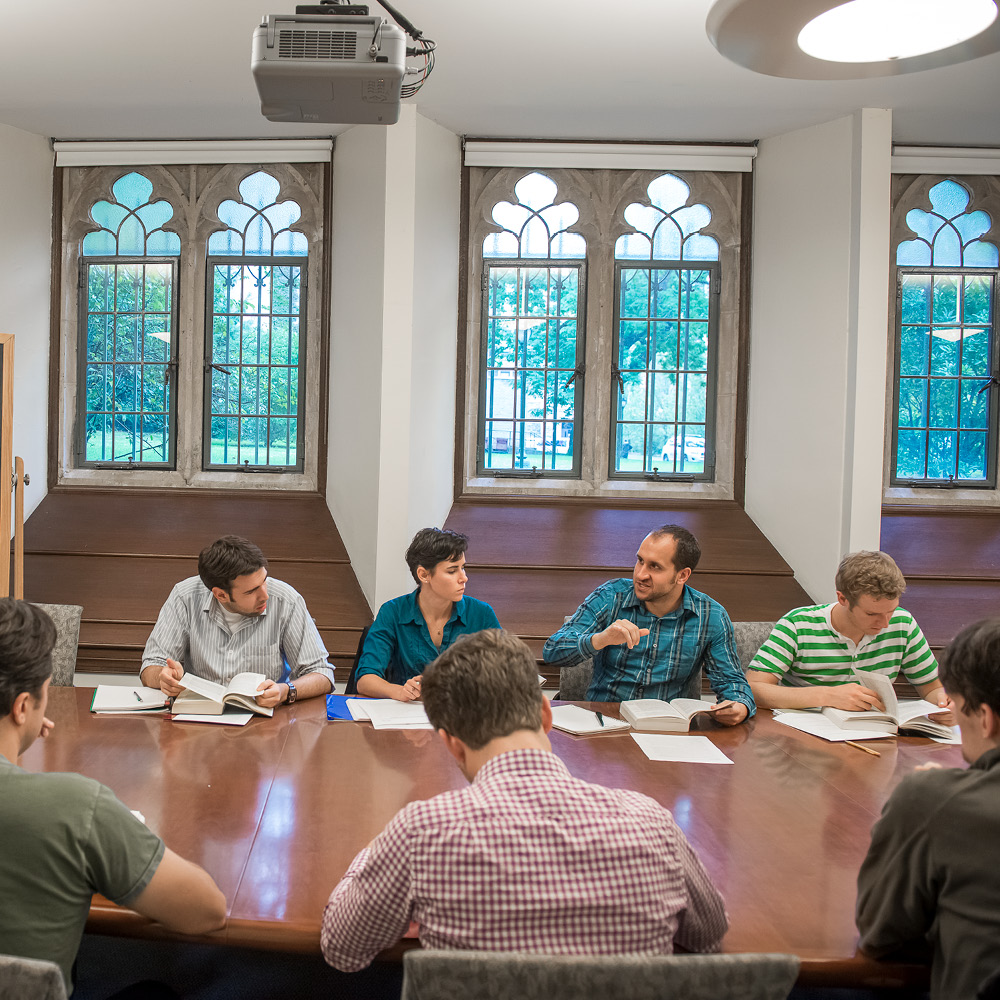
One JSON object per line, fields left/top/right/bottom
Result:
{"left": 891, "top": 178, "right": 998, "bottom": 486}
{"left": 613, "top": 174, "right": 719, "bottom": 479}
{"left": 206, "top": 171, "right": 308, "bottom": 471}
{"left": 79, "top": 172, "right": 180, "bottom": 467}
{"left": 479, "top": 172, "right": 586, "bottom": 476}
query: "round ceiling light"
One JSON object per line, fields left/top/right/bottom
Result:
{"left": 706, "top": 0, "right": 1000, "bottom": 78}
{"left": 798, "top": 0, "right": 998, "bottom": 63}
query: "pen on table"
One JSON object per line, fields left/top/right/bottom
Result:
{"left": 133, "top": 691, "right": 142, "bottom": 703}
{"left": 844, "top": 740, "right": 880, "bottom": 757}
{"left": 595, "top": 712, "right": 605, "bottom": 728}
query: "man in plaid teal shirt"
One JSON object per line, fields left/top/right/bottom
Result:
{"left": 543, "top": 525, "right": 754, "bottom": 724}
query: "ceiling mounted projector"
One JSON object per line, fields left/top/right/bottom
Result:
{"left": 251, "top": 1, "right": 435, "bottom": 125}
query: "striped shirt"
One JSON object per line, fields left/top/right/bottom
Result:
{"left": 542, "top": 579, "right": 755, "bottom": 713}
{"left": 141, "top": 575, "right": 335, "bottom": 687}
{"left": 321, "top": 749, "right": 728, "bottom": 972}
{"left": 747, "top": 604, "right": 938, "bottom": 688}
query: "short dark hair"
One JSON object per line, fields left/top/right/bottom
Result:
{"left": 422, "top": 629, "right": 543, "bottom": 750}
{"left": 648, "top": 524, "right": 701, "bottom": 573}
{"left": 405, "top": 528, "right": 469, "bottom": 584}
{"left": 0, "top": 599, "right": 56, "bottom": 717}
{"left": 938, "top": 618, "right": 1000, "bottom": 717}
{"left": 198, "top": 536, "right": 268, "bottom": 594}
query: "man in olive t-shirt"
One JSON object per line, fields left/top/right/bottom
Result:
{"left": 0, "top": 599, "right": 227, "bottom": 993}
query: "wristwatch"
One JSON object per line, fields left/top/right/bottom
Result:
{"left": 285, "top": 681, "right": 298, "bottom": 705}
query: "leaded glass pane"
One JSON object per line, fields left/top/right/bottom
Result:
{"left": 479, "top": 263, "right": 582, "bottom": 474}
{"left": 205, "top": 262, "right": 303, "bottom": 469}
{"left": 83, "top": 172, "right": 180, "bottom": 257}
{"left": 209, "top": 170, "right": 307, "bottom": 258}
{"left": 893, "top": 267, "right": 996, "bottom": 484}
{"left": 612, "top": 264, "right": 713, "bottom": 477}
{"left": 897, "top": 179, "right": 997, "bottom": 269}
{"left": 80, "top": 261, "right": 175, "bottom": 466}
{"left": 616, "top": 173, "right": 719, "bottom": 263}
{"left": 483, "top": 172, "right": 585, "bottom": 261}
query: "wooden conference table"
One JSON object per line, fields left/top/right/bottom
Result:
{"left": 20, "top": 687, "right": 961, "bottom": 989}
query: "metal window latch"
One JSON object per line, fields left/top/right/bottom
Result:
{"left": 976, "top": 375, "right": 1000, "bottom": 396}
{"left": 564, "top": 363, "right": 585, "bottom": 389}
{"left": 611, "top": 362, "right": 625, "bottom": 395}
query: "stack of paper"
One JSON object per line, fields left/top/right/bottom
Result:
{"left": 347, "top": 699, "right": 433, "bottom": 730}
{"left": 631, "top": 733, "right": 733, "bottom": 764}
{"left": 550, "top": 704, "right": 629, "bottom": 735}
{"left": 91, "top": 687, "right": 170, "bottom": 714}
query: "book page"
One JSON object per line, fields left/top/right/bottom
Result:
{"left": 176, "top": 673, "right": 228, "bottom": 703}
{"left": 623, "top": 699, "right": 684, "bottom": 720}
{"left": 669, "top": 698, "right": 717, "bottom": 720}
{"left": 774, "top": 711, "right": 894, "bottom": 742}
{"left": 854, "top": 671, "right": 898, "bottom": 719}
{"left": 224, "top": 672, "right": 268, "bottom": 697}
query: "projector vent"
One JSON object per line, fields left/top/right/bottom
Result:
{"left": 277, "top": 29, "right": 358, "bottom": 60}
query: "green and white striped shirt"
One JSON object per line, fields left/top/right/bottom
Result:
{"left": 748, "top": 604, "right": 938, "bottom": 688}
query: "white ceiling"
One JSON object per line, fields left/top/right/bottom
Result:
{"left": 1, "top": 0, "right": 999, "bottom": 145}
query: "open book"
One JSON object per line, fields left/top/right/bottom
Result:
{"left": 620, "top": 697, "right": 719, "bottom": 733}
{"left": 173, "top": 671, "right": 274, "bottom": 718}
{"left": 819, "top": 672, "right": 951, "bottom": 738}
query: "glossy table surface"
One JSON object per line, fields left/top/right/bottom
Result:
{"left": 20, "top": 688, "right": 962, "bottom": 986}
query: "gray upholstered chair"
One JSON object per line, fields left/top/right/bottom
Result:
{"left": 0, "top": 953, "right": 67, "bottom": 1000}
{"left": 732, "top": 621, "right": 776, "bottom": 672}
{"left": 31, "top": 603, "right": 83, "bottom": 686}
{"left": 401, "top": 950, "right": 800, "bottom": 1000}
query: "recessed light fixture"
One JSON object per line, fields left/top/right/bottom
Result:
{"left": 707, "top": 0, "right": 1000, "bottom": 78}
{"left": 798, "top": 0, "right": 998, "bottom": 63}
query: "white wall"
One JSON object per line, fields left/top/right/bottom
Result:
{"left": 407, "top": 115, "right": 461, "bottom": 540}
{"left": 327, "top": 111, "right": 462, "bottom": 609}
{"left": 0, "top": 124, "right": 52, "bottom": 520}
{"left": 745, "top": 110, "right": 892, "bottom": 601}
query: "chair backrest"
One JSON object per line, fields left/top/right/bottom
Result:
{"left": 0, "top": 953, "right": 68, "bottom": 1000}
{"left": 732, "top": 621, "right": 776, "bottom": 671}
{"left": 402, "top": 950, "right": 800, "bottom": 1000}
{"left": 344, "top": 625, "right": 371, "bottom": 696}
{"left": 31, "top": 603, "right": 83, "bottom": 687}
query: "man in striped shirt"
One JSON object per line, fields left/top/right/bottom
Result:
{"left": 140, "top": 535, "right": 334, "bottom": 708}
{"left": 747, "top": 550, "right": 949, "bottom": 715}
{"left": 321, "top": 629, "right": 728, "bottom": 971}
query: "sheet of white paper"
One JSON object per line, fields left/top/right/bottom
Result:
{"left": 171, "top": 712, "right": 253, "bottom": 726}
{"left": 631, "top": 733, "right": 733, "bottom": 764}
{"left": 346, "top": 698, "right": 372, "bottom": 721}
{"left": 772, "top": 711, "right": 894, "bottom": 742}
{"left": 350, "top": 699, "right": 433, "bottom": 730}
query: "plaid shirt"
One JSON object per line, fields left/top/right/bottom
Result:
{"left": 543, "top": 580, "right": 755, "bottom": 713}
{"left": 321, "top": 749, "right": 728, "bottom": 971}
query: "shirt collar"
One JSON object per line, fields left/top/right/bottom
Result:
{"left": 473, "top": 748, "right": 569, "bottom": 785}
{"left": 400, "top": 588, "right": 466, "bottom": 625}
{"left": 972, "top": 745, "right": 1000, "bottom": 772}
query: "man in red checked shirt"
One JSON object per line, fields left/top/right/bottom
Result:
{"left": 320, "top": 628, "right": 727, "bottom": 972}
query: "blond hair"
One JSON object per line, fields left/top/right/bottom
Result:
{"left": 835, "top": 551, "right": 906, "bottom": 606}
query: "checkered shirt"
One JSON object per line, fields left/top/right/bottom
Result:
{"left": 321, "top": 748, "right": 728, "bottom": 971}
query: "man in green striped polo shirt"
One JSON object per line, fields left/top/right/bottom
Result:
{"left": 747, "top": 550, "right": 950, "bottom": 717}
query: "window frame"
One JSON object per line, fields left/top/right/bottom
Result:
{"left": 476, "top": 258, "right": 587, "bottom": 479}
{"left": 55, "top": 162, "right": 328, "bottom": 492}
{"left": 459, "top": 165, "right": 746, "bottom": 501}
{"left": 884, "top": 173, "right": 1000, "bottom": 504}
{"left": 203, "top": 255, "right": 308, "bottom": 473}
{"left": 75, "top": 255, "right": 180, "bottom": 470}
{"left": 889, "top": 265, "right": 998, "bottom": 488}
{"left": 609, "top": 260, "right": 720, "bottom": 483}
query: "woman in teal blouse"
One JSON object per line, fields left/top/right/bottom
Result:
{"left": 355, "top": 528, "right": 501, "bottom": 701}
